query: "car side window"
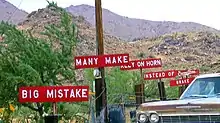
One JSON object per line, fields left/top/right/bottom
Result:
{"left": 201, "top": 81, "right": 214, "bottom": 95}
{"left": 189, "top": 81, "right": 200, "bottom": 95}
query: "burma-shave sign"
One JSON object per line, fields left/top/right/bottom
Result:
{"left": 144, "top": 70, "right": 178, "bottom": 80}
{"left": 170, "top": 77, "right": 195, "bottom": 86}
{"left": 120, "top": 58, "right": 162, "bottom": 70}
{"left": 178, "top": 69, "right": 200, "bottom": 76}
{"left": 74, "top": 54, "right": 129, "bottom": 69}
{"left": 19, "top": 86, "right": 89, "bottom": 103}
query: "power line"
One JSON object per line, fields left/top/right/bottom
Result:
{"left": 7, "top": 0, "right": 24, "bottom": 23}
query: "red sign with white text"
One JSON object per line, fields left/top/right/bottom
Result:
{"left": 144, "top": 70, "right": 178, "bottom": 80}
{"left": 170, "top": 77, "right": 195, "bottom": 86}
{"left": 74, "top": 54, "right": 129, "bottom": 69}
{"left": 19, "top": 86, "right": 89, "bottom": 103}
{"left": 177, "top": 69, "right": 200, "bottom": 76}
{"left": 120, "top": 58, "right": 162, "bottom": 70}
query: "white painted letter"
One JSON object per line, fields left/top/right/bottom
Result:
{"left": 63, "top": 89, "right": 69, "bottom": 98}
{"left": 117, "top": 56, "right": 122, "bottom": 63}
{"left": 22, "top": 90, "right": 27, "bottom": 99}
{"left": 105, "top": 57, "right": 111, "bottom": 64}
{"left": 76, "top": 59, "right": 82, "bottom": 66}
{"left": 47, "top": 90, "right": 53, "bottom": 98}
{"left": 82, "top": 89, "right": 87, "bottom": 98}
{"left": 58, "top": 89, "right": 63, "bottom": 98}
{"left": 123, "top": 56, "right": 129, "bottom": 63}
{"left": 70, "top": 89, "right": 75, "bottom": 98}
{"left": 33, "top": 90, "right": 39, "bottom": 98}
{"left": 76, "top": 89, "right": 81, "bottom": 97}
{"left": 94, "top": 58, "right": 98, "bottom": 65}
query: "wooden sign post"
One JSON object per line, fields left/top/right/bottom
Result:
{"left": 120, "top": 58, "right": 162, "bottom": 103}
{"left": 19, "top": 86, "right": 89, "bottom": 123}
{"left": 144, "top": 70, "right": 178, "bottom": 100}
{"left": 74, "top": 53, "right": 129, "bottom": 121}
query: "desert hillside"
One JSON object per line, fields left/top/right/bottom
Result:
{"left": 16, "top": 6, "right": 220, "bottom": 76}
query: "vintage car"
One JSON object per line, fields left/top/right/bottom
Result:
{"left": 136, "top": 73, "right": 220, "bottom": 123}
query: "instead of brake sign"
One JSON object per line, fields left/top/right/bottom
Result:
{"left": 144, "top": 70, "right": 178, "bottom": 80}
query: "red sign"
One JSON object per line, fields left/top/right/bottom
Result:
{"left": 170, "top": 77, "right": 195, "bottom": 86}
{"left": 19, "top": 86, "right": 89, "bottom": 103}
{"left": 74, "top": 54, "right": 129, "bottom": 69}
{"left": 120, "top": 58, "right": 162, "bottom": 70}
{"left": 177, "top": 69, "right": 200, "bottom": 76}
{"left": 144, "top": 70, "right": 178, "bottom": 80}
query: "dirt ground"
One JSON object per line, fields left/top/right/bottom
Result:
{"left": 8, "top": 107, "right": 136, "bottom": 123}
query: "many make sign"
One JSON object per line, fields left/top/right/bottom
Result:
{"left": 75, "top": 54, "right": 129, "bottom": 69}
{"left": 120, "top": 58, "right": 162, "bottom": 70}
{"left": 19, "top": 86, "right": 89, "bottom": 103}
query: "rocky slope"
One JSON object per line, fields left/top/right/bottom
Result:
{"left": 16, "top": 7, "right": 143, "bottom": 81}
{"left": 66, "top": 4, "right": 220, "bottom": 41}
{"left": 137, "top": 32, "right": 220, "bottom": 73}
{"left": 17, "top": 7, "right": 141, "bottom": 58}
{"left": 0, "top": 0, "right": 28, "bottom": 25}
{"left": 16, "top": 6, "right": 220, "bottom": 81}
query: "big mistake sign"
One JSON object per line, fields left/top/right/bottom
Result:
{"left": 19, "top": 86, "right": 89, "bottom": 103}
{"left": 74, "top": 54, "right": 129, "bottom": 69}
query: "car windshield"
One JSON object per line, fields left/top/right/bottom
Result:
{"left": 180, "top": 77, "right": 220, "bottom": 99}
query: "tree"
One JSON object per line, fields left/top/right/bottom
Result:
{"left": 105, "top": 68, "right": 136, "bottom": 104}
{"left": 0, "top": 1, "right": 78, "bottom": 121}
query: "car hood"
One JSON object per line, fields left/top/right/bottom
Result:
{"left": 139, "top": 97, "right": 220, "bottom": 114}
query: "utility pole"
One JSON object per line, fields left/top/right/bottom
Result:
{"left": 95, "top": 0, "right": 108, "bottom": 122}
{"left": 138, "top": 53, "right": 145, "bottom": 103}
{"left": 139, "top": 62, "right": 145, "bottom": 103}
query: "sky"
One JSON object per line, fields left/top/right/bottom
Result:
{"left": 7, "top": 0, "right": 220, "bottom": 30}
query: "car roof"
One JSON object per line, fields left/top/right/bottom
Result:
{"left": 196, "top": 73, "right": 220, "bottom": 79}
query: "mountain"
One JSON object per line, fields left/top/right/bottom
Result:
{"left": 0, "top": 0, "right": 28, "bottom": 25}
{"left": 1, "top": 0, "right": 219, "bottom": 41}
{"left": 66, "top": 4, "right": 220, "bottom": 41}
